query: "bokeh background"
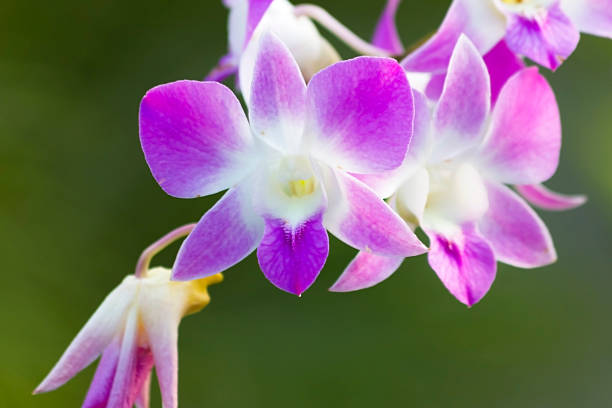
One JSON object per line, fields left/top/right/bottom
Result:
{"left": 2, "top": 0, "right": 612, "bottom": 407}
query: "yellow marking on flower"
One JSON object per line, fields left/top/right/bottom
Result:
{"left": 501, "top": 0, "right": 524, "bottom": 3}
{"left": 183, "top": 273, "right": 224, "bottom": 316}
{"left": 288, "top": 178, "right": 315, "bottom": 197}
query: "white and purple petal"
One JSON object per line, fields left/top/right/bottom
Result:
{"left": 173, "top": 182, "right": 264, "bottom": 281}
{"left": 516, "top": 183, "right": 586, "bottom": 211}
{"left": 562, "top": 0, "right": 612, "bottom": 38}
{"left": 257, "top": 212, "right": 329, "bottom": 295}
{"left": 139, "top": 81, "right": 256, "bottom": 198}
{"left": 479, "top": 67, "right": 561, "bottom": 185}
{"left": 330, "top": 251, "right": 404, "bottom": 292}
{"left": 248, "top": 31, "right": 307, "bottom": 152}
{"left": 304, "top": 57, "right": 414, "bottom": 173}
{"left": 324, "top": 170, "right": 427, "bottom": 257}
{"left": 483, "top": 40, "right": 525, "bottom": 106}
{"left": 431, "top": 35, "right": 490, "bottom": 161}
{"left": 479, "top": 182, "right": 557, "bottom": 268}
{"left": 426, "top": 224, "right": 496, "bottom": 307}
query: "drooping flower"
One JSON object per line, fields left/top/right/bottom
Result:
{"left": 34, "top": 267, "right": 222, "bottom": 408}
{"left": 400, "top": 0, "right": 612, "bottom": 71}
{"left": 332, "top": 35, "right": 560, "bottom": 306}
{"left": 206, "top": 0, "right": 340, "bottom": 82}
{"left": 140, "top": 32, "right": 426, "bottom": 296}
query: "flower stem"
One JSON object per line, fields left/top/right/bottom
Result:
{"left": 135, "top": 223, "right": 196, "bottom": 277}
{"left": 293, "top": 4, "right": 392, "bottom": 57}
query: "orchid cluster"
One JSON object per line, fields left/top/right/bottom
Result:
{"left": 35, "top": 0, "right": 610, "bottom": 406}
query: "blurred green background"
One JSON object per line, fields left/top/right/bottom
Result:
{"left": 1, "top": 0, "right": 612, "bottom": 407}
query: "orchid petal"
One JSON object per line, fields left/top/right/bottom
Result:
{"left": 479, "top": 182, "right": 557, "bottom": 268}
{"left": 139, "top": 80, "right": 256, "bottom": 198}
{"left": 173, "top": 181, "right": 264, "bottom": 281}
{"left": 483, "top": 40, "right": 525, "bottom": 106}
{"left": 396, "top": 167, "right": 430, "bottom": 223}
{"left": 330, "top": 251, "right": 404, "bottom": 292}
{"left": 516, "top": 183, "right": 586, "bottom": 211}
{"left": 82, "top": 337, "right": 120, "bottom": 408}
{"left": 324, "top": 169, "right": 427, "bottom": 257}
{"left": 134, "top": 371, "right": 151, "bottom": 408}
{"left": 432, "top": 35, "right": 490, "bottom": 161}
{"left": 34, "top": 279, "right": 137, "bottom": 394}
{"left": 304, "top": 57, "right": 414, "bottom": 173}
{"left": 248, "top": 31, "right": 307, "bottom": 153}
{"left": 504, "top": 3, "right": 579, "bottom": 70}
{"left": 372, "top": 0, "right": 404, "bottom": 55}
{"left": 107, "top": 308, "right": 140, "bottom": 408}
{"left": 426, "top": 224, "right": 496, "bottom": 307}
{"left": 400, "top": 0, "right": 505, "bottom": 73}
{"left": 227, "top": 0, "right": 273, "bottom": 58}
{"left": 257, "top": 211, "right": 329, "bottom": 295}
{"left": 562, "top": 0, "right": 612, "bottom": 38}
{"left": 479, "top": 67, "right": 561, "bottom": 185}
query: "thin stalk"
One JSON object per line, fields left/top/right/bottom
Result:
{"left": 135, "top": 223, "right": 196, "bottom": 277}
{"left": 293, "top": 4, "right": 392, "bottom": 57}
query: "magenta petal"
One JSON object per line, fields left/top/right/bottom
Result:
{"left": 257, "top": 212, "right": 329, "bottom": 295}
{"left": 139, "top": 80, "right": 256, "bottom": 198}
{"left": 505, "top": 4, "right": 579, "bottom": 70}
{"left": 244, "top": 0, "right": 275, "bottom": 48}
{"left": 479, "top": 67, "right": 560, "bottom": 185}
{"left": 173, "top": 182, "right": 264, "bottom": 281}
{"left": 324, "top": 170, "right": 427, "bottom": 257}
{"left": 483, "top": 40, "right": 525, "bottom": 106}
{"left": 516, "top": 184, "right": 586, "bottom": 211}
{"left": 305, "top": 57, "right": 413, "bottom": 173}
{"left": 249, "top": 32, "right": 307, "bottom": 152}
{"left": 400, "top": 0, "right": 505, "bottom": 73}
{"left": 479, "top": 182, "right": 557, "bottom": 268}
{"left": 432, "top": 35, "right": 490, "bottom": 160}
{"left": 372, "top": 0, "right": 404, "bottom": 55}
{"left": 563, "top": 0, "right": 612, "bottom": 38}
{"left": 427, "top": 224, "right": 496, "bottom": 307}
{"left": 82, "top": 338, "right": 120, "bottom": 408}
{"left": 330, "top": 251, "right": 404, "bottom": 292}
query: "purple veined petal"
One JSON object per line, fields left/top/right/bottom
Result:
{"left": 323, "top": 169, "right": 427, "bottom": 257}
{"left": 257, "top": 211, "right": 329, "bottom": 295}
{"left": 400, "top": 0, "right": 506, "bottom": 73}
{"left": 372, "top": 0, "right": 404, "bottom": 55}
{"left": 431, "top": 35, "right": 490, "bottom": 162}
{"left": 139, "top": 80, "right": 257, "bottom": 199}
{"left": 304, "top": 56, "right": 414, "bottom": 174}
{"left": 34, "top": 279, "right": 138, "bottom": 394}
{"left": 504, "top": 3, "right": 580, "bottom": 70}
{"left": 248, "top": 31, "right": 307, "bottom": 153}
{"left": 173, "top": 181, "right": 265, "bottom": 281}
{"left": 82, "top": 337, "right": 120, "bottom": 408}
{"left": 478, "top": 67, "right": 561, "bottom": 185}
{"left": 516, "top": 183, "right": 587, "bottom": 211}
{"left": 354, "top": 90, "right": 432, "bottom": 199}
{"left": 330, "top": 251, "right": 404, "bottom": 292}
{"left": 483, "top": 40, "right": 525, "bottom": 107}
{"left": 426, "top": 223, "right": 497, "bottom": 307}
{"left": 561, "top": 0, "right": 612, "bottom": 38}
{"left": 479, "top": 182, "right": 557, "bottom": 268}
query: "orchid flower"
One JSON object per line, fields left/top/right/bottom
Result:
{"left": 34, "top": 267, "right": 223, "bottom": 408}
{"left": 400, "top": 0, "right": 612, "bottom": 71}
{"left": 140, "top": 32, "right": 426, "bottom": 296}
{"left": 332, "top": 36, "right": 560, "bottom": 306}
{"left": 206, "top": 0, "right": 340, "bottom": 82}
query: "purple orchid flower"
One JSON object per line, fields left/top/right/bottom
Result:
{"left": 139, "top": 32, "right": 426, "bottom": 296}
{"left": 34, "top": 268, "right": 222, "bottom": 408}
{"left": 400, "top": 0, "right": 612, "bottom": 71}
{"left": 332, "top": 35, "right": 561, "bottom": 306}
{"left": 206, "top": 0, "right": 340, "bottom": 82}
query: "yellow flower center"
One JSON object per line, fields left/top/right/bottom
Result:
{"left": 288, "top": 178, "right": 316, "bottom": 197}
